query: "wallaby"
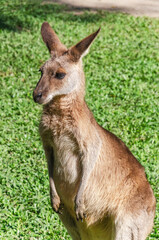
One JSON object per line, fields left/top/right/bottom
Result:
{"left": 33, "top": 22, "right": 156, "bottom": 240}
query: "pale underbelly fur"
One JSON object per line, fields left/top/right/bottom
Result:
{"left": 51, "top": 135, "right": 114, "bottom": 239}
{"left": 52, "top": 134, "right": 81, "bottom": 208}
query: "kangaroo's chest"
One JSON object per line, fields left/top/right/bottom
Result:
{"left": 53, "top": 133, "right": 80, "bottom": 180}
{"left": 40, "top": 112, "right": 82, "bottom": 203}
{"left": 52, "top": 131, "right": 81, "bottom": 203}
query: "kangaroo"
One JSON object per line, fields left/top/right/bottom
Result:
{"left": 33, "top": 22, "right": 156, "bottom": 240}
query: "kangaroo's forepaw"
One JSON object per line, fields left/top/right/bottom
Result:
{"left": 51, "top": 195, "right": 63, "bottom": 214}
{"left": 75, "top": 198, "right": 86, "bottom": 221}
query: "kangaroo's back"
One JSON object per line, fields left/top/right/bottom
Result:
{"left": 33, "top": 22, "right": 156, "bottom": 240}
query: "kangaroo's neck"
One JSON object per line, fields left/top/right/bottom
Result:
{"left": 44, "top": 92, "right": 85, "bottom": 114}
{"left": 41, "top": 92, "right": 90, "bottom": 132}
{"left": 40, "top": 92, "right": 96, "bottom": 143}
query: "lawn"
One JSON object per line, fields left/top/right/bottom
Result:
{"left": 0, "top": 0, "right": 158, "bottom": 239}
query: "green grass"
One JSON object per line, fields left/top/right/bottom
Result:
{"left": 0, "top": 0, "right": 158, "bottom": 239}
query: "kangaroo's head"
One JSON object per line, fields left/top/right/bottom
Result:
{"left": 33, "top": 22, "right": 100, "bottom": 105}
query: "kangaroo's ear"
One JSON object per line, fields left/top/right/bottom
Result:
{"left": 41, "top": 22, "right": 67, "bottom": 56}
{"left": 69, "top": 28, "right": 100, "bottom": 61}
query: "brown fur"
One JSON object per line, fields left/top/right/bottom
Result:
{"left": 33, "top": 22, "right": 156, "bottom": 240}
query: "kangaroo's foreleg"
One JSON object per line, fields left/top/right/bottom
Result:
{"left": 43, "top": 144, "right": 61, "bottom": 213}
{"left": 75, "top": 128, "right": 101, "bottom": 221}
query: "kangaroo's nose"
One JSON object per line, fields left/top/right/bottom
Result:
{"left": 33, "top": 92, "right": 42, "bottom": 103}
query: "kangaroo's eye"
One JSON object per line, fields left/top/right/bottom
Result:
{"left": 55, "top": 72, "right": 66, "bottom": 80}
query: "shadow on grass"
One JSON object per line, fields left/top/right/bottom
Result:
{"left": 0, "top": 1, "right": 121, "bottom": 32}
